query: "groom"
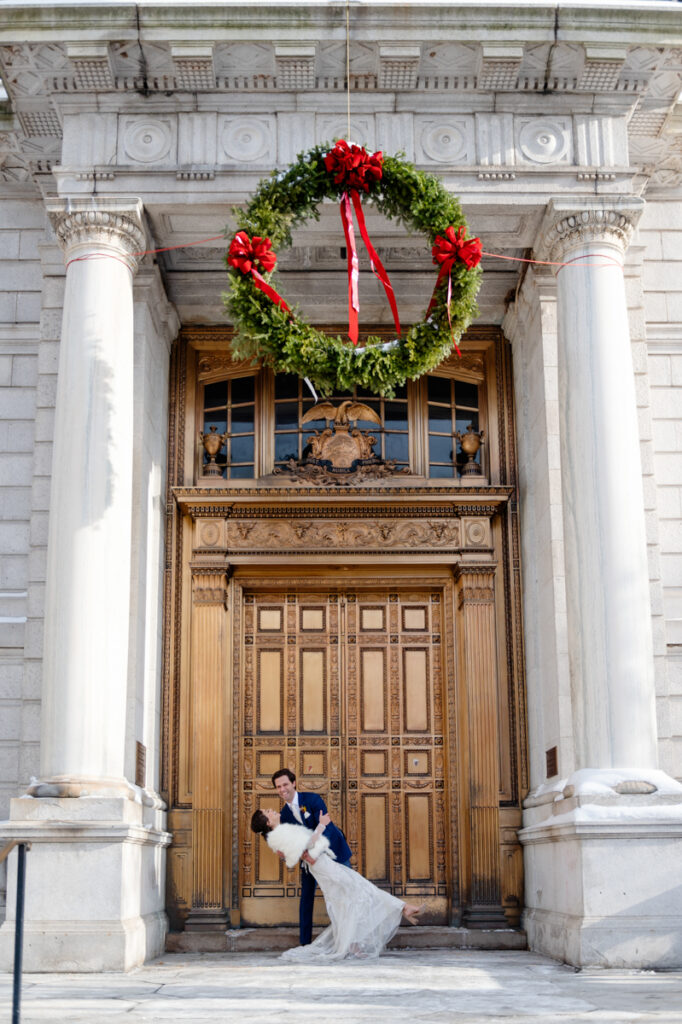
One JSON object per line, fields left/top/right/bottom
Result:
{"left": 272, "top": 768, "right": 352, "bottom": 945}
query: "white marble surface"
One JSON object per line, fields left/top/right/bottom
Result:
{"left": 40, "top": 199, "right": 144, "bottom": 787}
{"left": 2, "top": 950, "right": 682, "bottom": 1023}
{"left": 545, "top": 201, "right": 658, "bottom": 772}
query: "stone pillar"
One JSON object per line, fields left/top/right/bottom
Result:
{"left": 519, "top": 198, "right": 682, "bottom": 969}
{"left": 0, "top": 199, "right": 171, "bottom": 972}
{"left": 537, "top": 198, "right": 657, "bottom": 772}
{"left": 186, "top": 564, "right": 230, "bottom": 931}
{"left": 37, "top": 198, "right": 146, "bottom": 794}
{"left": 454, "top": 564, "right": 507, "bottom": 928}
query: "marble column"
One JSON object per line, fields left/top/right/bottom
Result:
{"left": 36, "top": 198, "right": 146, "bottom": 795}
{"left": 518, "top": 198, "right": 682, "bottom": 969}
{"left": 536, "top": 198, "right": 657, "bottom": 773}
{"left": 0, "top": 199, "right": 173, "bottom": 971}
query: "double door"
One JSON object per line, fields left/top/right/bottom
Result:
{"left": 238, "top": 585, "right": 450, "bottom": 926}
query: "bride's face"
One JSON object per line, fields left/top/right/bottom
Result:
{"left": 264, "top": 807, "right": 281, "bottom": 828}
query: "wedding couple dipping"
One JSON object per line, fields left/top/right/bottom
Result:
{"left": 250, "top": 768, "right": 424, "bottom": 962}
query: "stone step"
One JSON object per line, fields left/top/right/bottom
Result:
{"left": 167, "top": 926, "right": 527, "bottom": 954}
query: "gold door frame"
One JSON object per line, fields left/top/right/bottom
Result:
{"left": 162, "top": 327, "right": 527, "bottom": 934}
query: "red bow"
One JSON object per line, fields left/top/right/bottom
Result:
{"left": 323, "top": 140, "right": 383, "bottom": 193}
{"left": 427, "top": 226, "right": 482, "bottom": 356}
{"left": 432, "top": 226, "right": 482, "bottom": 272}
{"left": 324, "top": 140, "right": 400, "bottom": 345}
{"left": 227, "top": 231, "right": 290, "bottom": 314}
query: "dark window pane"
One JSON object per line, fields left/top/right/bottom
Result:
{"left": 204, "top": 381, "right": 227, "bottom": 409}
{"left": 274, "top": 374, "right": 300, "bottom": 400}
{"left": 430, "top": 463, "right": 455, "bottom": 478}
{"left": 230, "top": 435, "right": 254, "bottom": 463}
{"left": 355, "top": 408, "right": 381, "bottom": 429}
{"left": 455, "top": 413, "right": 479, "bottom": 435}
{"left": 229, "top": 464, "right": 254, "bottom": 479}
{"left": 456, "top": 381, "right": 479, "bottom": 409}
{"left": 231, "top": 376, "right": 255, "bottom": 404}
{"left": 385, "top": 433, "right": 409, "bottom": 463}
{"left": 384, "top": 402, "right": 408, "bottom": 431}
{"left": 428, "top": 405, "right": 452, "bottom": 433}
{"left": 427, "top": 376, "right": 451, "bottom": 403}
{"left": 203, "top": 416, "right": 227, "bottom": 436}
{"left": 429, "top": 434, "right": 454, "bottom": 463}
{"left": 275, "top": 401, "right": 299, "bottom": 430}
{"left": 275, "top": 433, "right": 299, "bottom": 462}
{"left": 231, "top": 406, "right": 255, "bottom": 435}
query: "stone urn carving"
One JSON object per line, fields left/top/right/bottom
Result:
{"left": 200, "top": 425, "right": 228, "bottom": 477}
{"left": 455, "top": 423, "right": 485, "bottom": 476}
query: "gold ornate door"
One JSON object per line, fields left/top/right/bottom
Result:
{"left": 238, "top": 583, "right": 450, "bottom": 927}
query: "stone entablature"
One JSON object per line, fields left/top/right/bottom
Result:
{"left": 1, "top": 4, "right": 682, "bottom": 195}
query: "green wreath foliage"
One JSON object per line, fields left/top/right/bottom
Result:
{"left": 223, "top": 143, "right": 482, "bottom": 397}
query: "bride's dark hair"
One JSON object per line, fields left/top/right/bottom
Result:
{"left": 251, "top": 809, "right": 272, "bottom": 836}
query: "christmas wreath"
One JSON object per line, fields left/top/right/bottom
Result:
{"left": 223, "top": 141, "right": 482, "bottom": 397}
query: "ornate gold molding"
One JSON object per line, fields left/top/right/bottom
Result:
{"left": 191, "top": 565, "right": 230, "bottom": 607}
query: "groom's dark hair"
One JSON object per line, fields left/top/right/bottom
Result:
{"left": 272, "top": 768, "right": 296, "bottom": 786}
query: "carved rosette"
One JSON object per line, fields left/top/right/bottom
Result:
{"left": 47, "top": 199, "right": 146, "bottom": 271}
{"left": 535, "top": 199, "right": 644, "bottom": 267}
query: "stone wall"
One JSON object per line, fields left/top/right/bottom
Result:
{"left": 0, "top": 197, "right": 43, "bottom": 918}
{"left": 641, "top": 199, "right": 682, "bottom": 781}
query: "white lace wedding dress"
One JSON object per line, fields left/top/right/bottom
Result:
{"left": 281, "top": 851, "right": 404, "bottom": 962}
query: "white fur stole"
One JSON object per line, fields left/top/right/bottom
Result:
{"left": 266, "top": 822, "right": 334, "bottom": 869}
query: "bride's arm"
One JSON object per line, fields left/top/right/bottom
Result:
{"left": 303, "top": 811, "right": 332, "bottom": 864}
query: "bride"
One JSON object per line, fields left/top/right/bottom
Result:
{"left": 250, "top": 806, "right": 424, "bottom": 961}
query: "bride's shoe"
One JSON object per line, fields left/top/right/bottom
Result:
{"left": 402, "top": 901, "right": 426, "bottom": 925}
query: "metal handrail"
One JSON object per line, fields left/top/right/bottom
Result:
{"left": 1, "top": 840, "right": 31, "bottom": 1024}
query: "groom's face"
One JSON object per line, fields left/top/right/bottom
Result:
{"left": 275, "top": 775, "right": 296, "bottom": 802}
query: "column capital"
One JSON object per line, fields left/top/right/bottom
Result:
{"left": 534, "top": 197, "right": 645, "bottom": 267}
{"left": 453, "top": 563, "right": 496, "bottom": 605}
{"left": 46, "top": 197, "right": 146, "bottom": 271}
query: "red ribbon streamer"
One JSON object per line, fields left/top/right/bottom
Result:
{"left": 340, "top": 192, "right": 360, "bottom": 345}
{"left": 325, "top": 140, "right": 400, "bottom": 345}
{"left": 227, "top": 231, "right": 290, "bottom": 314}
{"left": 350, "top": 190, "right": 401, "bottom": 340}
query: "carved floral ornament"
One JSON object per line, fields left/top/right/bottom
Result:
{"left": 536, "top": 203, "right": 642, "bottom": 265}
{"left": 46, "top": 201, "right": 147, "bottom": 267}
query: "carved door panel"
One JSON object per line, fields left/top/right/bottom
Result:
{"left": 344, "top": 590, "right": 448, "bottom": 923}
{"left": 239, "top": 586, "right": 448, "bottom": 927}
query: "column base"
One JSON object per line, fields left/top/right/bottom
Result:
{"left": 520, "top": 769, "right": 682, "bottom": 968}
{"left": 0, "top": 795, "right": 171, "bottom": 972}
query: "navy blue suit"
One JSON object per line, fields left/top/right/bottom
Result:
{"left": 280, "top": 791, "right": 352, "bottom": 945}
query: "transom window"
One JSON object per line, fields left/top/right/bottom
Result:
{"left": 427, "top": 376, "right": 480, "bottom": 479}
{"left": 273, "top": 375, "right": 409, "bottom": 471}
{"left": 198, "top": 363, "right": 485, "bottom": 482}
{"left": 202, "top": 374, "right": 256, "bottom": 479}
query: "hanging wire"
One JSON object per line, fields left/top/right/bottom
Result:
{"left": 346, "top": 0, "right": 351, "bottom": 139}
